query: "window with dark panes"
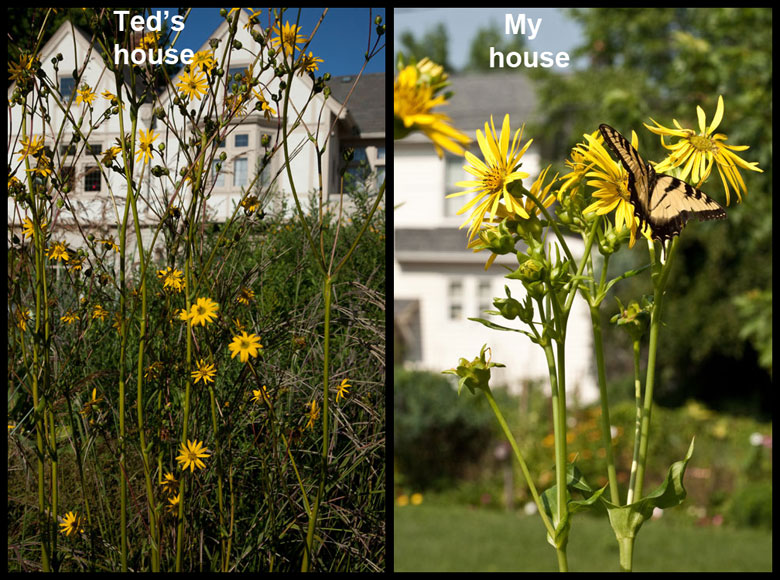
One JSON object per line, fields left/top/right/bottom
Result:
{"left": 84, "top": 166, "right": 101, "bottom": 192}
{"left": 235, "top": 134, "right": 248, "bottom": 147}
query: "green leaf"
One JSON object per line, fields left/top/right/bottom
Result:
{"left": 602, "top": 437, "right": 695, "bottom": 542}
{"left": 467, "top": 317, "right": 539, "bottom": 342}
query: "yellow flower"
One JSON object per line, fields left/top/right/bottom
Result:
{"left": 228, "top": 331, "right": 263, "bottom": 363}
{"left": 61, "top": 311, "right": 80, "bottom": 324}
{"left": 21, "top": 216, "right": 47, "bottom": 239}
{"left": 92, "top": 304, "right": 109, "bottom": 321}
{"left": 236, "top": 286, "right": 255, "bottom": 305}
{"left": 579, "top": 129, "right": 651, "bottom": 248}
{"left": 188, "top": 297, "right": 219, "bottom": 326}
{"left": 16, "top": 135, "right": 44, "bottom": 162}
{"left": 645, "top": 95, "right": 763, "bottom": 205}
{"left": 448, "top": 114, "right": 533, "bottom": 241}
{"left": 250, "top": 385, "right": 269, "bottom": 404}
{"left": 176, "top": 439, "right": 211, "bottom": 472}
{"left": 137, "top": 32, "right": 160, "bottom": 50}
{"left": 394, "top": 62, "right": 471, "bottom": 158}
{"left": 244, "top": 8, "right": 262, "bottom": 30}
{"left": 176, "top": 68, "right": 209, "bottom": 101}
{"left": 16, "top": 309, "right": 31, "bottom": 332}
{"left": 305, "top": 400, "right": 319, "bottom": 430}
{"left": 252, "top": 88, "right": 276, "bottom": 120}
{"left": 98, "top": 238, "right": 120, "bottom": 253}
{"left": 59, "top": 511, "right": 84, "bottom": 536}
{"left": 191, "top": 359, "right": 217, "bottom": 384}
{"left": 269, "top": 20, "right": 307, "bottom": 57}
{"left": 166, "top": 492, "right": 181, "bottom": 514}
{"left": 160, "top": 471, "right": 178, "bottom": 495}
{"left": 145, "top": 361, "right": 164, "bottom": 380}
{"left": 240, "top": 194, "right": 260, "bottom": 213}
{"left": 135, "top": 128, "right": 159, "bottom": 165}
{"left": 157, "top": 267, "right": 184, "bottom": 293}
{"left": 80, "top": 388, "right": 104, "bottom": 416}
{"left": 190, "top": 50, "right": 216, "bottom": 74}
{"left": 75, "top": 84, "right": 96, "bottom": 106}
{"left": 8, "top": 53, "right": 36, "bottom": 83}
{"left": 297, "top": 51, "right": 323, "bottom": 75}
{"left": 410, "top": 492, "right": 423, "bottom": 505}
{"left": 335, "top": 378, "right": 350, "bottom": 400}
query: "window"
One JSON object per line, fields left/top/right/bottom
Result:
{"left": 234, "top": 158, "right": 248, "bottom": 187}
{"left": 59, "top": 77, "right": 76, "bottom": 100}
{"left": 477, "top": 280, "right": 493, "bottom": 315}
{"left": 84, "top": 166, "right": 101, "bottom": 192}
{"left": 60, "top": 144, "right": 77, "bottom": 156}
{"left": 376, "top": 146, "right": 385, "bottom": 160}
{"left": 212, "top": 160, "right": 225, "bottom": 187}
{"left": 86, "top": 143, "right": 103, "bottom": 155}
{"left": 61, "top": 166, "right": 76, "bottom": 191}
{"left": 235, "top": 134, "right": 248, "bottom": 147}
{"left": 444, "top": 153, "right": 469, "bottom": 217}
{"left": 448, "top": 280, "right": 464, "bottom": 320}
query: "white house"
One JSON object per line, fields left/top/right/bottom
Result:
{"left": 8, "top": 9, "right": 385, "bottom": 264}
{"left": 394, "top": 71, "right": 598, "bottom": 405}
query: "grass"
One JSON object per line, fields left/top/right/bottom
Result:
{"left": 393, "top": 504, "right": 772, "bottom": 572}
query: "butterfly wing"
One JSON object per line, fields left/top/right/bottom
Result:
{"left": 598, "top": 124, "right": 726, "bottom": 242}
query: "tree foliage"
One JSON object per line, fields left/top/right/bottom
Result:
{"left": 528, "top": 7, "right": 771, "bottom": 416}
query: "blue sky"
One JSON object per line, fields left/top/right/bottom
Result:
{"left": 158, "top": 7, "right": 385, "bottom": 77}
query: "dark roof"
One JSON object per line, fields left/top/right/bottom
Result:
{"left": 327, "top": 72, "right": 385, "bottom": 135}
{"left": 445, "top": 72, "right": 537, "bottom": 131}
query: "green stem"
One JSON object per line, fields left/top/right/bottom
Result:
{"left": 302, "top": 275, "right": 333, "bottom": 572}
{"left": 482, "top": 388, "right": 556, "bottom": 541}
{"left": 589, "top": 305, "right": 621, "bottom": 505}
{"left": 626, "top": 339, "right": 643, "bottom": 505}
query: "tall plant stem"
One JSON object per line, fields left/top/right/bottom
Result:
{"left": 626, "top": 339, "right": 643, "bottom": 504}
{"left": 302, "top": 275, "right": 333, "bottom": 572}
{"left": 589, "top": 305, "right": 621, "bottom": 505}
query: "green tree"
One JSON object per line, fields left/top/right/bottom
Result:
{"left": 463, "top": 21, "right": 527, "bottom": 72}
{"left": 528, "top": 7, "right": 771, "bottom": 417}
{"left": 397, "top": 23, "right": 453, "bottom": 72}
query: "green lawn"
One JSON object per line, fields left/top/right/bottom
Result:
{"left": 394, "top": 504, "right": 772, "bottom": 572}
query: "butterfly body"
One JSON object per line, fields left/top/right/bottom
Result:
{"left": 598, "top": 124, "right": 726, "bottom": 243}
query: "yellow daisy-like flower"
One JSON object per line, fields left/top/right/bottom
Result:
{"left": 269, "top": 20, "right": 307, "bottom": 57}
{"left": 297, "top": 51, "right": 323, "bottom": 75}
{"left": 580, "top": 129, "right": 651, "bottom": 248}
{"left": 16, "top": 135, "right": 44, "bottom": 162}
{"left": 28, "top": 153, "right": 53, "bottom": 178}
{"left": 244, "top": 8, "right": 262, "bottom": 30}
{"left": 448, "top": 114, "right": 533, "bottom": 241}
{"left": 176, "top": 439, "right": 211, "bottom": 472}
{"left": 61, "top": 311, "right": 80, "bottom": 324}
{"left": 135, "top": 128, "right": 159, "bottom": 165}
{"left": 190, "top": 50, "right": 216, "bottom": 74}
{"left": 21, "top": 216, "right": 47, "bottom": 239}
{"left": 188, "top": 297, "right": 219, "bottom": 326}
{"left": 176, "top": 68, "right": 209, "bottom": 101}
{"left": 240, "top": 194, "right": 260, "bottom": 213}
{"left": 228, "top": 331, "right": 263, "bottom": 363}
{"left": 9, "top": 53, "right": 36, "bottom": 83}
{"left": 236, "top": 286, "right": 255, "bottom": 305}
{"left": 16, "top": 309, "right": 31, "bottom": 332}
{"left": 335, "top": 378, "right": 351, "bottom": 401}
{"left": 98, "top": 238, "right": 120, "bottom": 253}
{"left": 59, "top": 511, "right": 84, "bottom": 536}
{"left": 92, "top": 304, "right": 109, "bottom": 321}
{"left": 75, "top": 84, "right": 96, "bottom": 106}
{"left": 305, "top": 400, "right": 319, "bottom": 430}
{"left": 166, "top": 492, "right": 181, "bottom": 513}
{"left": 250, "top": 385, "right": 269, "bottom": 404}
{"left": 157, "top": 267, "right": 184, "bottom": 293}
{"left": 137, "top": 32, "right": 160, "bottom": 51}
{"left": 394, "top": 63, "right": 471, "bottom": 158}
{"left": 252, "top": 88, "right": 276, "bottom": 120}
{"left": 177, "top": 308, "right": 191, "bottom": 323}
{"left": 160, "top": 471, "right": 178, "bottom": 495}
{"left": 191, "top": 359, "right": 217, "bottom": 384}
{"left": 47, "top": 241, "right": 70, "bottom": 262}
{"left": 145, "top": 361, "right": 164, "bottom": 381}
{"left": 645, "top": 95, "right": 763, "bottom": 206}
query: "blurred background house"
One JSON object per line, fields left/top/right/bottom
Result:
{"left": 393, "top": 71, "right": 599, "bottom": 405}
